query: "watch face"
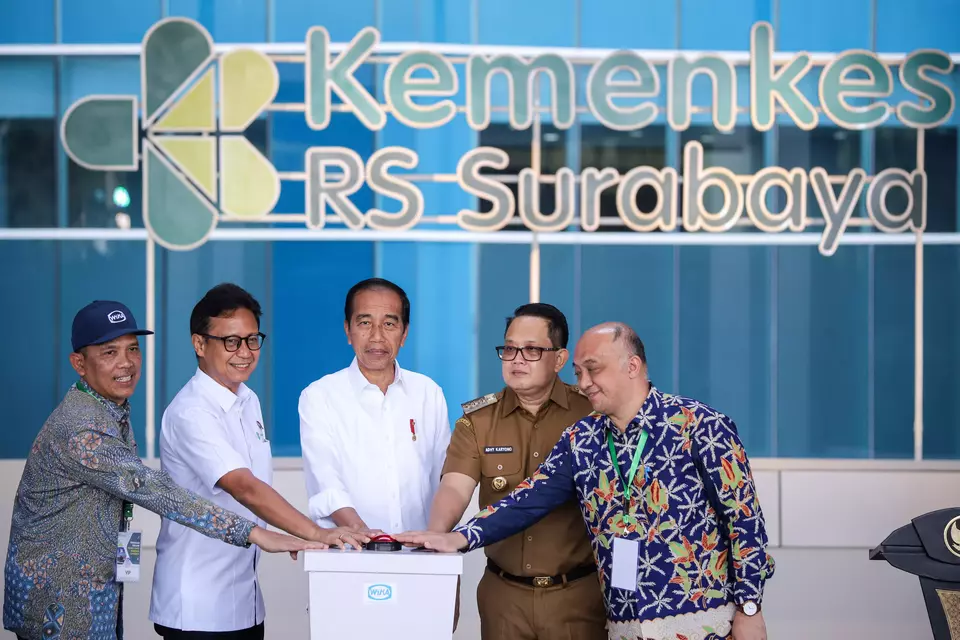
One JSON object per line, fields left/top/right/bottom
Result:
{"left": 742, "top": 601, "right": 758, "bottom": 616}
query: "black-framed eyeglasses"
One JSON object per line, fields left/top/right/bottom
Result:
{"left": 201, "top": 332, "right": 266, "bottom": 352}
{"left": 496, "top": 345, "right": 561, "bottom": 361}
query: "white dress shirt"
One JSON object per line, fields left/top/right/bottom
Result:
{"left": 298, "top": 357, "right": 451, "bottom": 533}
{"left": 150, "top": 368, "right": 273, "bottom": 632}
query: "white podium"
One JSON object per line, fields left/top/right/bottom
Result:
{"left": 303, "top": 547, "right": 463, "bottom": 639}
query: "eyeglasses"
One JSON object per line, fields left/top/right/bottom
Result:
{"left": 496, "top": 345, "right": 561, "bottom": 361}
{"left": 201, "top": 332, "right": 266, "bottom": 352}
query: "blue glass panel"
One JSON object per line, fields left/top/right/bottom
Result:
{"left": 168, "top": 0, "right": 267, "bottom": 42}
{"left": 0, "top": 118, "right": 57, "bottom": 228}
{"left": 778, "top": 0, "right": 871, "bottom": 51}
{"left": 579, "top": 246, "right": 676, "bottom": 391}
{"left": 540, "top": 245, "right": 578, "bottom": 383}
{"left": 0, "top": 59, "right": 55, "bottom": 118}
{"left": 923, "top": 246, "right": 960, "bottom": 459}
{"left": 873, "top": 245, "right": 914, "bottom": 459}
{"left": 875, "top": 127, "right": 956, "bottom": 232}
{"left": 61, "top": 0, "right": 161, "bottom": 44}
{"left": 776, "top": 246, "right": 869, "bottom": 458}
{"left": 156, "top": 242, "right": 271, "bottom": 452}
{"left": 876, "top": 0, "right": 960, "bottom": 53}
{"left": 0, "top": 240, "right": 57, "bottom": 458}
{"left": 680, "top": 0, "right": 757, "bottom": 50}
{"left": 477, "top": 244, "right": 529, "bottom": 394}
{"left": 777, "top": 127, "right": 863, "bottom": 223}
{"left": 678, "top": 247, "right": 773, "bottom": 456}
{"left": 0, "top": 0, "right": 55, "bottom": 43}
{"left": 273, "top": 0, "right": 374, "bottom": 42}
{"left": 580, "top": 0, "right": 677, "bottom": 49}
{"left": 378, "top": 0, "right": 424, "bottom": 40}
{"left": 433, "top": 0, "right": 471, "bottom": 44}
{"left": 59, "top": 241, "right": 150, "bottom": 456}
{"left": 478, "top": 0, "right": 576, "bottom": 46}
{"left": 60, "top": 57, "right": 140, "bottom": 115}
{"left": 270, "top": 110, "right": 374, "bottom": 215}
{"left": 270, "top": 242, "right": 374, "bottom": 456}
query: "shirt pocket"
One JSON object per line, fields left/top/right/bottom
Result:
{"left": 480, "top": 449, "right": 523, "bottom": 497}
{"left": 249, "top": 438, "right": 274, "bottom": 485}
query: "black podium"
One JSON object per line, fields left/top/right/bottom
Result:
{"left": 870, "top": 507, "right": 960, "bottom": 639}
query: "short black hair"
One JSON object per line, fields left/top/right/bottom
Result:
{"left": 190, "top": 283, "right": 262, "bottom": 336}
{"left": 344, "top": 278, "right": 411, "bottom": 326}
{"left": 613, "top": 323, "right": 646, "bottom": 363}
{"left": 505, "top": 303, "right": 569, "bottom": 348}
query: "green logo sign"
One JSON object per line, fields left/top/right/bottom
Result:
{"left": 62, "top": 18, "right": 280, "bottom": 250}
{"left": 62, "top": 19, "right": 956, "bottom": 255}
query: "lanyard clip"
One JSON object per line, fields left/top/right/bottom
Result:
{"left": 122, "top": 502, "right": 134, "bottom": 531}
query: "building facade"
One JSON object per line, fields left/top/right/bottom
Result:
{"left": 2, "top": 2, "right": 960, "bottom": 639}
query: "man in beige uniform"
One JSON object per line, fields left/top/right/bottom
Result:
{"left": 426, "top": 303, "right": 606, "bottom": 640}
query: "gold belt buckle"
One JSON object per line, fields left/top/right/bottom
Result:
{"left": 532, "top": 576, "right": 554, "bottom": 588}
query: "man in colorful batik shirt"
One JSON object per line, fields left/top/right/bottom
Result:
{"left": 3, "top": 300, "right": 322, "bottom": 640}
{"left": 397, "top": 322, "right": 775, "bottom": 640}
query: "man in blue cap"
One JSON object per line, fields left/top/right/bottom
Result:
{"left": 3, "top": 300, "right": 327, "bottom": 640}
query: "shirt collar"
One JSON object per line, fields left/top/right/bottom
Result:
{"left": 500, "top": 376, "right": 570, "bottom": 417}
{"left": 347, "top": 356, "right": 404, "bottom": 394}
{"left": 193, "top": 367, "right": 250, "bottom": 412}
{"left": 76, "top": 379, "right": 130, "bottom": 424}
{"left": 602, "top": 383, "right": 667, "bottom": 439}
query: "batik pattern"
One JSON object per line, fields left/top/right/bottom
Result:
{"left": 3, "top": 383, "right": 257, "bottom": 639}
{"left": 454, "top": 386, "right": 775, "bottom": 640}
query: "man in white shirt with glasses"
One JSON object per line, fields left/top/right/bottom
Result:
{"left": 150, "top": 283, "right": 365, "bottom": 640}
{"left": 298, "top": 278, "right": 451, "bottom": 536}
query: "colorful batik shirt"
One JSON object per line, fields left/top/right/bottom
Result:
{"left": 3, "top": 382, "right": 256, "bottom": 640}
{"left": 453, "top": 385, "right": 775, "bottom": 640}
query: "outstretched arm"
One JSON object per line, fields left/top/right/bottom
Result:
{"left": 397, "top": 428, "right": 578, "bottom": 551}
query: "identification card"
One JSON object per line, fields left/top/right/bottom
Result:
{"left": 611, "top": 537, "right": 639, "bottom": 591}
{"left": 116, "top": 530, "right": 142, "bottom": 582}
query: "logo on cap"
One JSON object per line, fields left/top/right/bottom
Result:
{"left": 108, "top": 311, "right": 127, "bottom": 324}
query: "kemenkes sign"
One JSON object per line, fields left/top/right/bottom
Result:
{"left": 60, "top": 18, "right": 955, "bottom": 254}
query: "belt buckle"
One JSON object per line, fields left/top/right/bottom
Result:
{"left": 532, "top": 576, "right": 554, "bottom": 588}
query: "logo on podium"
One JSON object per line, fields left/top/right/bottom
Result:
{"left": 366, "top": 584, "right": 394, "bottom": 602}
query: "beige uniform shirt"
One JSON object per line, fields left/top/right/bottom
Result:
{"left": 442, "top": 377, "right": 595, "bottom": 577}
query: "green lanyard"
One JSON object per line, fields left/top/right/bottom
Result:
{"left": 607, "top": 428, "right": 649, "bottom": 505}
{"left": 76, "top": 381, "right": 135, "bottom": 529}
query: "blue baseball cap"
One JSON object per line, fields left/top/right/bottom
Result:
{"left": 71, "top": 300, "right": 154, "bottom": 352}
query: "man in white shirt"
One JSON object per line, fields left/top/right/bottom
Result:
{"left": 150, "top": 283, "right": 366, "bottom": 640}
{"left": 299, "top": 277, "right": 452, "bottom": 535}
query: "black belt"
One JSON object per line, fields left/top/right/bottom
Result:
{"left": 486, "top": 558, "right": 596, "bottom": 588}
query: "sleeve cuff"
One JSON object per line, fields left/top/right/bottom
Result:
{"left": 205, "top": 460, "right": 247, "bottom": 495}
{"left": 308, "top": 488, "right": 354, "bottom": 521}
{"left": 440, "top": 459, "right": 481, "bottom": 482}
{"left": 451, "top": 523, "right": 483, "bottom": 552}
{"left": 734, "top": 579, "right": 767, "bottom": 605}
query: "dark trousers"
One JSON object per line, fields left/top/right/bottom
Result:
{"left": 153, "top": 623, "right": 265, "bottom": 639}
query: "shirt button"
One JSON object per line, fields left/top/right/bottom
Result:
{"left": 527, "top": 535, "right": 533, "bottom": 541}
{"left": 533, "top": 452, "right": 539, "bottom": 458}
{"left": 525, "top": 563, "right": 532, "bottom": 570}
{"left": 497, "top": 464, "right": 503, "bottom": 471}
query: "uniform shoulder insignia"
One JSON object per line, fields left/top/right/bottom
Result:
{"left": 461, "top": 392, "right": 500, "bottom": 415}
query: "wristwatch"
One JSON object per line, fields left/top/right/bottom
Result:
{"left": 738, "top": 600, "right": 760, "bottom": 616}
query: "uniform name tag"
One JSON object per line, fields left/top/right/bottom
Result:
{"left": 484, "top": 446, "right": 514, "bottom": 454}
{"left": 116, "top": 530, "right": 142, "bottom": 582}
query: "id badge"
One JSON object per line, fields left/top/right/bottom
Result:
{"left": 116, "top": 530, "right": 142, "bottom": 582}
{"left": 610, "top": 536, "right": 639, "bottom": 591}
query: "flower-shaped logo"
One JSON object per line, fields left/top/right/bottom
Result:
{"left": 61, "top": 18, "right": 280, "bottom": 251}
